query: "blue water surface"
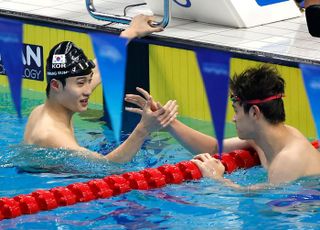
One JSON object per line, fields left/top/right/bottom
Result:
{"left": 0, "top": 88, "right": 320, "bottom": 229}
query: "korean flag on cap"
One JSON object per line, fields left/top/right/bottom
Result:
{"left": 52, "top": 54, "right": 66, "bottom": 64}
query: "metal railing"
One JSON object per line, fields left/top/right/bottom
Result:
{"left": 85, "top": 0, "right": 172, "bottom": 28}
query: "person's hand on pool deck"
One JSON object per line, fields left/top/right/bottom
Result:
{"left": 191, "top": 153, "right": 225, "bottom": 180}
{"left": 120, "top": 14, "right": 164, "bottom": 39}
{"left": 88, "top": 14, "right": 164, "bottom": 91}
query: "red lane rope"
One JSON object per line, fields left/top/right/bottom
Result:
{"left": 1, "top": 141, "right": 318, "bottom": 221}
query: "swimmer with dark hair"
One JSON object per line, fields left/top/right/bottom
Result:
{"left": 24, "top": 15, "right": 178, "bottom": 163}
{"left": 126, "top": 65, "right": 320, "bottom": 189}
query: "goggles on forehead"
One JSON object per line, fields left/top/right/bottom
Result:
{"left": 230, "top": 94, "right": 284, "bottom": 104}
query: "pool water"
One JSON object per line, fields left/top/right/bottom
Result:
{"left": 1, "top": 88, "right": 320, "bottom": 229}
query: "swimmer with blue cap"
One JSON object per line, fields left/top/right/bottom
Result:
{"left": 24, "top": 15, "right": 177, "bottom": 163}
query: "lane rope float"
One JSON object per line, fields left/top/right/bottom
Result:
{"left": 1, "top": 140, "right": 318, "bottom": 221}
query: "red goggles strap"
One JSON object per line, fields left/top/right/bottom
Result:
{"left": 246, "top": 94, "right": 284, "bottom": 104}
{"left": 230, "top": 94, "right": 284, "bottom": 104}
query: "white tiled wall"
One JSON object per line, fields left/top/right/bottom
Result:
{"left": 0, "top": 0, "right": 319, "bottom": 63}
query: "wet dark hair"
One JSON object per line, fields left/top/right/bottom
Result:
{"left": 230, "top": 65, "right": 285, "bottom": 124}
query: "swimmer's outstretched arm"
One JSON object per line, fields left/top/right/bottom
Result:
{"left": 169, "top": 122, "right": 253, "bottom": 154}
{"left": 104, "top": 97, "right": 178, "bottom": 163}
{"left": 90, "top": 60, "right": 101, "bottom": 91}
{"left": 191, "top": 153, "right": 275, "bottom": 191}
{"left": 167, "top": 119, "right": 219, "bottom": 154}
{"left": 125, "top": 88, "right": 216, "bottom": 153}
{"left": 125, "top": 87, "right": 252, "bottom": 154}
{"left": 53, "top": 97, "right": 177, "bottom": 163}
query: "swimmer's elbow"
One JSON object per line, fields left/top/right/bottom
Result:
{"left": 104, "top": 153, "right": 131, "bottom": 163}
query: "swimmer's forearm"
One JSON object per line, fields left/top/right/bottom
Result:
{"left": 215, "top": 177, "right": 270, "bottom": 191}
{"left": 167, "top": 120, "right": 218, "bottom": 154}
{"left": 90, "top": 59, "right": 101, "bottom": 91}
{"left": 104, "top": 123, "right": 149, "bottom": 163}
{"left": 120, "top": 29, "right": 138, "bottom": 40}
{"left": 215, "top": 178, "right": 242, "bottom": 190}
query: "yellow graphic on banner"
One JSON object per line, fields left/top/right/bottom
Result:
{"left": 0, "top": 23, "right": 315, "bottom": 138}
{"left": 0, "top": 24, "right": 102, "bottom": 105}
{"left": 149, "top": 45, "right": 316, "bottom": 139}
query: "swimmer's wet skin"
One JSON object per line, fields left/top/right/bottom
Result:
{"left": 24, "top": 16, "right": 178, "bottom": 165}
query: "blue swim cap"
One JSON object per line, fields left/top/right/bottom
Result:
{"left": 46, "top": 41, "right": 95, "bottom": 83}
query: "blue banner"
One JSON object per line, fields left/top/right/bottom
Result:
{"left": 196, "top": 49, "right": 231, "bottom": 157}
{"left": 255, "top": 0, "right": 288, "bottom": 6}
{"left": 173, "top": 0, "right": 192, "bottom": 7}
{"left": 0, "top": 18, "right": 23, "bottom": 118}
{"left": 22, "top": 44, "right": 44, "bottom": 81}
{"left": 90, "top": 32, "right": 128, "bottom": 143}
{"left": 300, "top": 64, "right": 320, "bottom": 144}
{"left": 1, "top": 44, "right": 44, "bottom": 81}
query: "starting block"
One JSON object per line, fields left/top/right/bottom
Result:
{"left": 144, "top": 0, "right": 301, "bottom": 28}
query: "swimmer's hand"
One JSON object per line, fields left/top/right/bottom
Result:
{"left": 191, "top": 153, "right": 225, "bottom": 180}
{"left": 125, "top": 87, "right": 178, "bottom": 128}
{"left": 125, "top": 87, "right": 158, "bottom": 111}
{"left": 192, "top": 154, "right": 269, "bottom": 191}
{"left": 120, "top": 15, "right": 163, "bottom": 39}
{"left": 126, "top": 93, "right": 178, "bottom": 129}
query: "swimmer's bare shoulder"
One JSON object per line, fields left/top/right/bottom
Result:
{"left": 286, "top": 125, "right": 320, "bottom": 161}
{"left": 289, "top": 138, "right": 320, "bottom": 176}
{"left": 271, "top": 126, "right": 320, "bottom": 180}
{"left": 24, "top": 105, "right": 105, "bottom": 160}
{"left": 24, "top": 104, "right": 45, "bottom": 144}
{"left": 24, "top": 105, "right": 72, "bottom": 148}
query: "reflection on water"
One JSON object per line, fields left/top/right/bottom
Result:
{"left": 0, "top": 130, "right": 184, "bottom": 178}
{"left": 0, "top": 88, "right": 185, "bottom": 177}
{"left": 1, "top": 88, "right": 320, "bottom": 229}
{"left": 3, "top": 144, "right": 120, "bottom": 177}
